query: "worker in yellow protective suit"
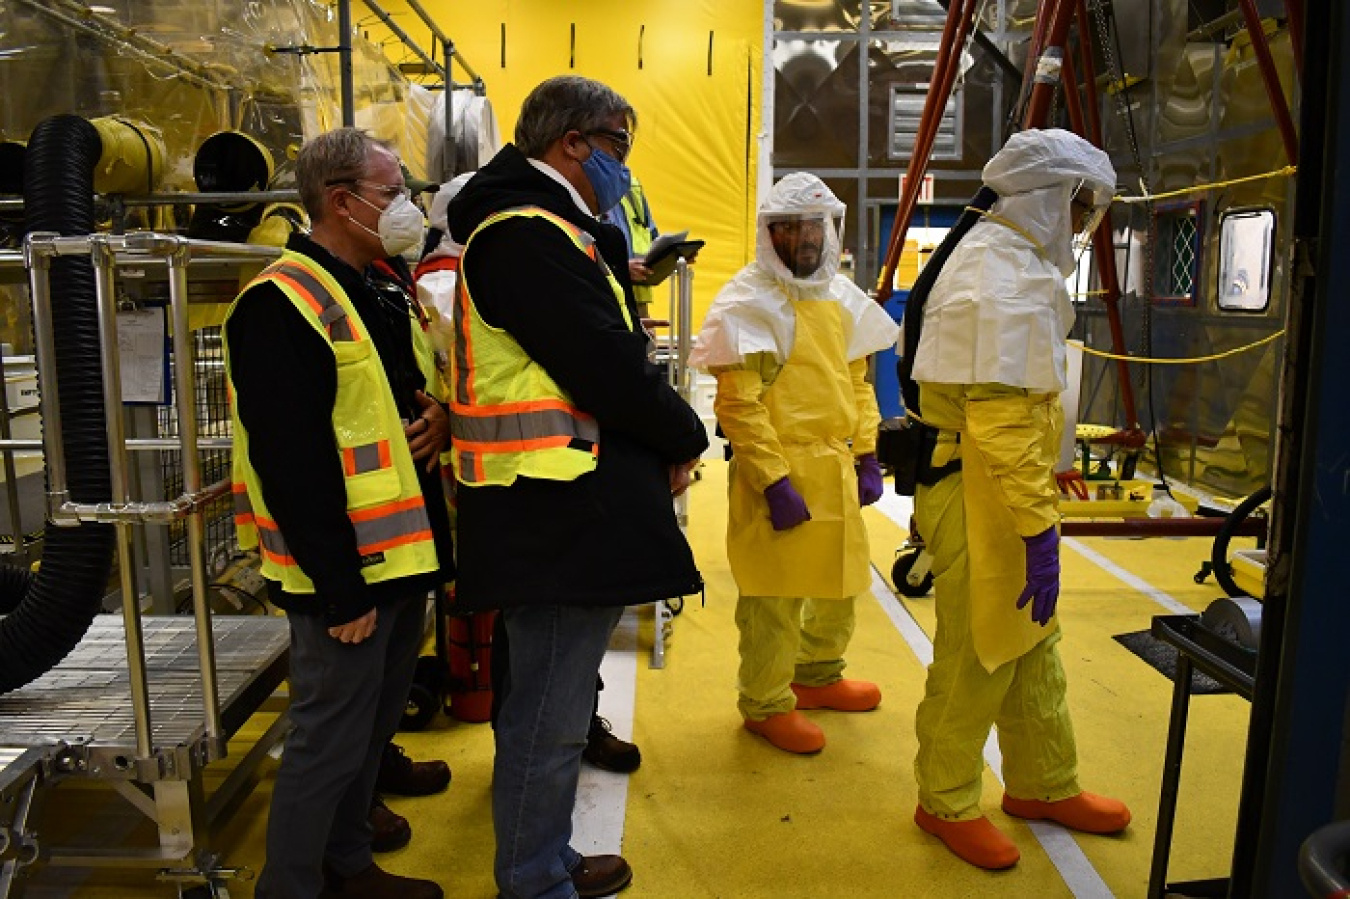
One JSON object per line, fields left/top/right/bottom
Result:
{"left": 690, "top": 173, "right": 899, "bottom": 754}
{"left": 908, "top": 129, "right": 1131, "bottom": 869}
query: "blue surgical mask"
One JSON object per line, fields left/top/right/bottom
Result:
{"left": 581, "top": 143, "right": 632, "bottom": 215}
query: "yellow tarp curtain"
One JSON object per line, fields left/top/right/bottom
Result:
{"left": 372, "top": 0, "right": 762, "bottom": 329}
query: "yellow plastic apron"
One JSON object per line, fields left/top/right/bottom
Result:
{"left": 960, "top": 409, "right": 1060, "bottom": 673}
{"left": 726, "top": 300, "right": 871, "bottom": 599}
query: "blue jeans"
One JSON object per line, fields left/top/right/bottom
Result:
{"left": 255, "top": 591, "right": 426, "bottom": 899}
{"left": 493, "top": 604, "right": 624, "bottom": 899}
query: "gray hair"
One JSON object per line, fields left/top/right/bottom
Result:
{"left": 296, "top": 128, "right": 392, "bottom": 222}
{"left": 514, "top": 76, "right": 636, "bottom": 159}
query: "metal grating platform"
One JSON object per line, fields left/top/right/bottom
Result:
{"left": 0, "top": 616, "right": 288, "bottom": 750}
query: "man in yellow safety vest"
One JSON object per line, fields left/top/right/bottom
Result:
{"left": 225, "top": 128, "right": 451, "bottom": 899}
{"left": 445, "top": 75, "right": 707, "bottom": 899}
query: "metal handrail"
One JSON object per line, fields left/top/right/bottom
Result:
{"left": 24, "top": 231, "right": 282, "bottom": 767}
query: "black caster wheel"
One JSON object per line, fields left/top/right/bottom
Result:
{"left": 400, "top": 681, "right": 439, "bottom": 731}
{"left": 891, "top": 550, "right": 933, "bottom": 598}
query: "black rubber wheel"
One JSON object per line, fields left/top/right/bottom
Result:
{"left": 400, "top": 682, "right": 439, "bottom": 731}
{"left": 891, "top": 550, "right": 933, "bottom": 598}
{"left": 1211, "top": 485, "right": 1273, "bottom": 598}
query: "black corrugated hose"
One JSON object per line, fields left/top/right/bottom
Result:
{"left": 0, "top": 114, "right": 117, "bottom": 693}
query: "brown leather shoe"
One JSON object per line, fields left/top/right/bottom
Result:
{"left": 583, "top": 716, "right": 642, "bottom": 773}
{"left": 369, "top": 795, "right": 411, "bottom": 853}
{"left": 570, "top": 854, "right": 633, "bottom": 898}
{"left": 376, "top": 742, "right": 451, "bottom": 796}
{"left": 319, "top": 861, "right": 443, "bottom": 899}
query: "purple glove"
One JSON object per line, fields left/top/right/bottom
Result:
{"left": 857, "top": 453, "right": 884, "bottom": 506}
{"left": 764, "top": 477, "right": 811, "bottom": 531}
{"left": 1016, "top": 525, "right": 1060, "bottom": 626}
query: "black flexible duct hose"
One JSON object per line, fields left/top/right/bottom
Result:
{"left": 0, "top": 114, "right": 117, "bottom": 693}
{"left": 0, "top": 564, "right": 34, "bottom": 614}
{"left": 1212, "top": 485, "right": 1274, "bottom": 599}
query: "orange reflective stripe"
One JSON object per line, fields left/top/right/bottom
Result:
{"left": 454, "top": 275, "right": 476, "bottom": 406}
{"left": 342, "top": 441, "right": 390, "bottom": 476}
{"left": 453, "top": 435, "right": 590, "bottom": 454}
{"left": 360, "top": 529, "right": 434, "bottom": 556}
{"left": 233, "top": 481, "right": 255, "bottom": 526}
{"left": 268, "top": 271, "right": 326, "bottom": 319}
{"left": 259, "top": 544, "right": 297, "bottom": 567}
{"left": 261, "top": 261, "right": 365, "bottom": 342}
{"left": 347, "top": 494, "right": 426, "bottom": 524}
{"left": 251, "top": 501, "right": 430, "bottom": 570}
{"left": 449, "top": 397, "right": 592, "bottom": 419}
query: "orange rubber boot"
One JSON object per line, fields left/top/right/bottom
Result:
{"left": 1001, "top": 791, "right": 1131, "bottom": 834}
{"left": 742, "top": 710, "right": 826, "bottom": 754}
{"left": 914, "top": 806, "right": 1020, "bottom": 870}
{"left": 790, "top": 679, "right": 881, "bottom": 712}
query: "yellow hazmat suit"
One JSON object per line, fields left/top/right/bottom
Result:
{"left": 909, "top": 129, "right": 1117, "bottom": 823}
{"left": 690, "top": 173, "right": 898, "bottom": 725}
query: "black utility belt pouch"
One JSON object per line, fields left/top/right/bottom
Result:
{"left": 887, "top": 419, "right": 960, "bottom": 497}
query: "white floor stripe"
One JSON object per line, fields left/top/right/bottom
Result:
{"left": 871, "top": 566, "right": 933, "bottom": 668}
{"left": 873, "top": 490, "right": 915, "bottom": 536}
{"left": 571, "top": 607, "right": 639, "bottom": 855}
{"left": 869, "top": 569, "right": 1114, "bottom": 897}
{"left": 1061, "top": 537, "right": 1195, "bottom": 615}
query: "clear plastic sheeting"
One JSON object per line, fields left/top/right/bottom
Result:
{"left": 426, "top": 88, "right": 502, "bottom": 181}
{"left": 0, "top": 0, "right": 435, "bottom": 196}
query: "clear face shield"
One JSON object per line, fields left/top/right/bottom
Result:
{"left": 762, "top": 209, "right": 844, "bottom": 280}
{"left": 1071, "top": 182, "right": 1109, "bottom": 247}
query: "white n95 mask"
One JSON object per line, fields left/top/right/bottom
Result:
{"left": 350, "top": 191, "right": 427, "bottom": 257}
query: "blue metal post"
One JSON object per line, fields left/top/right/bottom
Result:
{"left": 1230, "top": 4, "right": 1350, "bottom": 896}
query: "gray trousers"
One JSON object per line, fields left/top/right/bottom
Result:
{"left": 255, "top": 590, "right": 426, "bottom": 899}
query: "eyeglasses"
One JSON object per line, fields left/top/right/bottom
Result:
{"left": 585, "top": 128, "right": 633, "bottom": 163}
{"left": 325, "top": 178, "right": 409, "bottom": 203}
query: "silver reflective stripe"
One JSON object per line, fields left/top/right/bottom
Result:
{"left": 353, "top": 504, "right": 431, "bottom": 551}
{"left": 257, "top": 503, "right": 430, "bottom": 565}
{"left": 349, "top": 443, "right": 385, "bottom": 474}
{"left": 452, "top": 281, "right": 472, "bottom": 405}
{"left": 450, "top": 408, "right": 599, "bottom": 445}
{"left": 234, "top": 489, "right": 252, "bottom": 516}
{"left": 319, "top": 304, "right": 349, "bottom": 328}
{"left": 257, "top": 525, "right": 289, "bottom": 560}
{"left": 272, "top": 263, "right": 356, "bottom": 341}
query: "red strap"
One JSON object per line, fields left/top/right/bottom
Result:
{"left": 414, "top": 256, "right": 459, "bottom": 280}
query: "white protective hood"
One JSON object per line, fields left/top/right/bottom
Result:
{"left": 423, "top": 171, "right": 475, "bottom": 262}
{"left": 690, "top": 173, "right": 898, "bottom": 368}
{"left": 911, "top": 128, "right": 1116, "bottom": 393}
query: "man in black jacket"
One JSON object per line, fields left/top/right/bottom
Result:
{"left": 226, "top": 128, "right": 450, "bottom": 899}
{"left": 448, "top": 76, "right": 707, "bottom": 899}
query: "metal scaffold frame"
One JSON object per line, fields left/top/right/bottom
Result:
{"left": 0, "top": 231, "right": 295, "bottom": 899}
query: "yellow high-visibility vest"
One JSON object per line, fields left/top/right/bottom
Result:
{"left": 451, "top": 206, "right": 632, "bottom": 487}
{"left": 224, "top": 250, "right": 439, "bottom": 594}
{"left": 617, "top": 179, "right": 654, "bottom": 307}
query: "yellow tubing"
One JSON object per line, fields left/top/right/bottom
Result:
{"left": 89, "top": 117, "right": 166, "bottom": 195}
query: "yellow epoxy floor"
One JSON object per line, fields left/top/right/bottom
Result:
{"left": 16, "top": 461, "right": 1252, "bottom": 897}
